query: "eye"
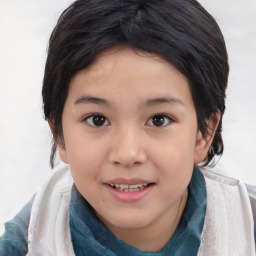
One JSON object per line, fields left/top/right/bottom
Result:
{"left": 147, "top": 114, "right": 173, "bottom": 127}
{"left": 84, "top": 114, "right": 110, "bottom": 127}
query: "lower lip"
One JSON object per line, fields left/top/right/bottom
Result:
{"left": 104, "top": 184, "right": 154, "bottom": 203}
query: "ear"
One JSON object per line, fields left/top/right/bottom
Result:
{"left": 48, "top": 120, "right": 69, "bottom": 164}
{"left": 194, "top": 111, "right": 221, "bottom": 164}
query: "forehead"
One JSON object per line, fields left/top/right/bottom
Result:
{"left": 67, "top": 47, "right": 193, "bottom": 108}
{"left": 82, "top": 47, "right": 186, "bottom": 82}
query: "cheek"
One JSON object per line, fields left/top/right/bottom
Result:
{"left": 64, "top": 134, "right": 107, "bottom": 180}
{"left": 155, "top": 143, "right": 193, "bottom": 201}
{"left": 66, "top": 141, "right": 106, "bottom": 202}
{"left": 152, "top": 133, "right": 196, "bottom": 169}
{"left": 151, "top": 133, "right": 196, "bottom": 193}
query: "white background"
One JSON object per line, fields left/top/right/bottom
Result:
{"left": 0, "top": 0, "right": 256, "bottom": 235}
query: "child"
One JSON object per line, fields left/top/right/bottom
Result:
{"left": 1, "top": 0, "right": 255, "bottom": 255}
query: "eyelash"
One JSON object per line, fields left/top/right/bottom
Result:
{"left": 83, "top": 113, "right": 174, "bottom": 127}
{"left": 146, "top": 114, "right": 174, "bottom": 127}
{"left": 83, "top": 113, "right": 110, "bottom": 127}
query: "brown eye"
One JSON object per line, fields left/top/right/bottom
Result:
{"left": 85, "top": 114, "right": 109, "bottom": 127}
{"left": 147, "top": 114, "right": 172, "bottom": 127}
{"left": 152, "top": 115, "right": 164, "bottom": 126}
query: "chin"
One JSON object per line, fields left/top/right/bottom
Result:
{"left": 104, "top": 211, "right": 153, "bottom": 230}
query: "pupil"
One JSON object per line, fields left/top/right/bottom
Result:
{"left": 93, "top": 115, "right": 105, "bottom": 126}
{"left": 152, "top": 115, "right": 164, "bottom": 126}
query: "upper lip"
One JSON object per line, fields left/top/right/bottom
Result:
{"left": 104, "top": 178, "right": 153, "bottom": 185}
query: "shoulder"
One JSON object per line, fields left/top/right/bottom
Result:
{"left": 246, "top": 183, "right": 256, "bottom": 205}
{"left": 245, "top": 184, "right": 256, "bottom": 243}
{"left": 201, "top": 168, "right": 256, "bottom": 216}
{"left": 0, "top": 196, "right": 34, "bottom": 256}
{"left": 0, "top": 164, "right": 72, "bottom": 256}
{"left": 201, "top": 167, "right": 256, "bottom": 249}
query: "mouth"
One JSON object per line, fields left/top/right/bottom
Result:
{"left": 104, "top": 180, "right": 155, "bottom": 203}
{"left": 109, "top": 183, "right": 153, "bottom": 192}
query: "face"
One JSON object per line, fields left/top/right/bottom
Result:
{"left": 58, "top": 47, "right": 211, "bottom": 235}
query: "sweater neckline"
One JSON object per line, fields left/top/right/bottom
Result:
{"left": 69, "top": 166, "right": 206, "bottom": 255}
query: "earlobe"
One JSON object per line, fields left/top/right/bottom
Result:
{"left": 48, "top": 120, "right": 69, "bottom": 164}
{"left": 194, "top": 131, "right": 208, "bottom": 164}
{"left": 194, "top": 111, "right": 221, "bottom": 164}
{"left": 57, "top": 144, "right": 69, "bottom": 164}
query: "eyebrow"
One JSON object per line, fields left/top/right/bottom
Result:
{"left": 74, "top": 96, "right": 111, "bottom": 107}
{"left": 142, "top": 97, "right": 185, "bottom": 108}
{"left": 74, "top": 95, "right": 184, "bottom": 108}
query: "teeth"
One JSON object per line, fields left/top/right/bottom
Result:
{"left": 110, "top": 183, "right": 149, "bottom": 192}
{"left": 120, "top": 184, "right": 129, "bottom": 190}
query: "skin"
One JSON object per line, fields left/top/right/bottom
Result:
{"left": 55, "top": 47, "right": 219, "bottom": 252}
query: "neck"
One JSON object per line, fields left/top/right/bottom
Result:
{"left": 101, "top": 189, "right": 188, "bottom": 252}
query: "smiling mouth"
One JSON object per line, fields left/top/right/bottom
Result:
{"left": 109, "top": 183, "right": 153, "bottom": 192}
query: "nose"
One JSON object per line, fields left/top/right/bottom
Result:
{"left": 108, "top": 126, "right": 147, "bottom": 167}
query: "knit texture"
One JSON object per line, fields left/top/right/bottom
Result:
{"left": 198, "top": 169, "right": 255, "bottom": 256}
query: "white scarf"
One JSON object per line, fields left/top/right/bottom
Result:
{"left": 198, "top": 169, "right": 255, "bottom": 256}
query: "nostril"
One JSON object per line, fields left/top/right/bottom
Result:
{"left": 113, "top": 161, "right": 121, "bottom": 166}
{"left": 133, "top": 161, "right": 143, "bottom": 165}
{"left": 113, "top": 160, "right": 142, "bottom": 167}
{"left": 108, "top": 142, "right": 147, "bottom": 166}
